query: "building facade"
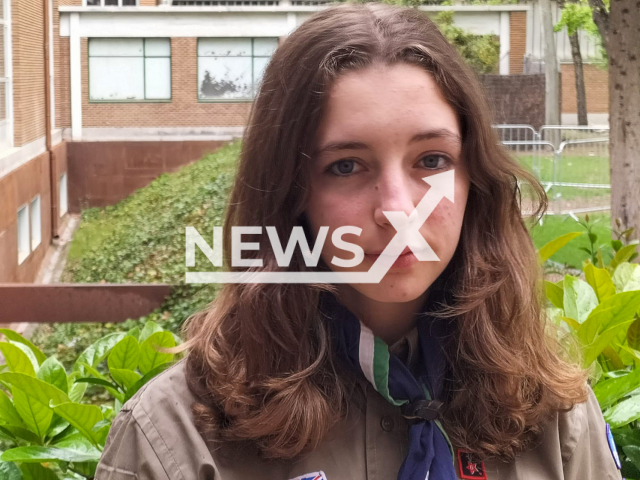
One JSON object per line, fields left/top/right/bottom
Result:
{"left": 0, "top": 0, "right": 608, "bottom": 283}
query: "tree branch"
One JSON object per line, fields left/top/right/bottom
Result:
{"left": 587, "top": 0, "right": 609, "bottom": 52}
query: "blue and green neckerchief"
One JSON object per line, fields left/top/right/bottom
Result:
{"left": 320, "top": 291, "right": 457, "bottom": 480}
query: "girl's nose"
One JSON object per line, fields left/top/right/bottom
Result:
{"left": 372, "top": 169, "right": 417, "bottom": 228}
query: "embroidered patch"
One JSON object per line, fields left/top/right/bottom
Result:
{"left": 457, "top": 450, "right": 487, "bottom": 480}
{"left": 289, "top": 472, "right": 327, "bottom": 480}
{"left": 606, "top": 423, "right": 622, "bottom": 470}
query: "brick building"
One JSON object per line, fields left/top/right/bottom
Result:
{"left": 0, "top": 0, "right": 608, "bottom": 283}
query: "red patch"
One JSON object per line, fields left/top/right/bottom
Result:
{"left": 457, "top": 449, "right": 487, "bottom": 480}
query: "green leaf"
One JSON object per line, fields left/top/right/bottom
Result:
{"left": 0, "top": 390, "right": 26, "bottom": 427}
{"left": 46, "top": 414, "right": 70, "bottom": 438}
{"left": 623, "top": 445, "right": 640, "bottom": 473}
{"left": 139, "top": 321, "right": 163, "bottom": 343}
{"left": 67, "top": 382, "right": 87, "bottom": 403}
{"left": 0, "top": 460, "right": 21, "bottom": 480}
{"left": 561, "top": 316, "right": 581, "bottom": 331}
{"left": 0, "top": 425, "right": 42, "bottom": 444}
{"left": 53, "top": 403, "right": 104, "bottom": 448}
{"left": 0, "top": 329, "right": 47, "bottom": 365}
{"left": 584, "top": 263, "right": 617, "bottom": 303}
{"left": 545, "top": 281, "right": 564, "bottom": 309}
{"left": 612, "top": 240, "right": 624, "bottom": 252}
{"left": 612, "top": 263, "right": 639, "bottom": 293}
{"left": 0, "top": 373, "right": 70, "bottom": 408}
{"left": 593, "top": 368, "right": 640, "bottom": 410}
{"left": 138, "top": 332, "right": 175, "bottom": 375}
{"left": 75, "top": 377, "right": 124, "bottom": 404}
{"left": 0, "top": 343, "right": 36, "bottom": 377}
{"left": 126, "top": 326, "right": 141, "bottom": 340}
{"left": 55, "top": 435, "right": 103, "bottom": 462}
{"left": 612, "top": 425, "right": 640, "bottom": 447}
{"left": 124, "top": 362, "right": 173, "bottom": 403}
{"left": 563, "top": 275, "right": 598, "bottom": 323}
{"left": 628, "top": 316, "right": 640, "bottom": 350}
{"left": 12, "top": 389, "right": 52, "bottom": 440}
{"left": 1, "top": 445, "right": 101, "bottom": 463}
{"left": 73, "top": 332, "right": 126, "bottom": 375}
{"left": 611, "top": 242, "right": 640, "bottom": 270}
{"left": 77, "top": 361, "right": 107, "bottom": 381}
{"left": 577, "top": 291, "right": 640, "bottom": 367}
{"left": 110, "top": 368, "right": 142, "bottom": 390}
{"left": 605, "top": 395, "right": 640, "bottom": 428}
{"left": 108, "top": 336, "right": 140, "bottom": 372}
{"left": 8, "top": 343, "right": 40, "bottom": 375}
{"left": 36, "top": 357, "right": 68, "bottom": 394}
{"left": 19, "top": 462, "right": 58, "bottom": 480}
{"left": 70, "top": 461, "right": 98, "bottom": 478}
{"left": 538, "top": 232, "right": 583, "bottom": 264}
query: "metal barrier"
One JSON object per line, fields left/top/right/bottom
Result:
{"left": 494, "top": 124, "right": 611, "bottom": 220}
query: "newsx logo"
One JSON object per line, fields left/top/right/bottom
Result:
{"left": 185, "top": 170, "right": 455, "bottom": 284}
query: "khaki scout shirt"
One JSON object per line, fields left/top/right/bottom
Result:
{"left": 96, "top": 331, "right": 622, "bottom": 480}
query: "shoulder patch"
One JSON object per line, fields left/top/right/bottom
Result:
{"left": 606, "top": 423, "right": 622, "bottom": 470}
{"left": 289, "top": 472, "right": 327, "bottom": 480}
{"left": 457, "top": 449, "right": 487, "bottom": 479}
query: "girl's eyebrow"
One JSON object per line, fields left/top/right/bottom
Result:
{"left": 314, "top": 128, "right": 461, "bottom": 156}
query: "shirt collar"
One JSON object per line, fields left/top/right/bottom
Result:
{"left": 389, "top": 326, "right": 420, "bottom": 372}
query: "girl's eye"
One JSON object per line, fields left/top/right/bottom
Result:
{"left": 419, "top": 154, "right": 449, "bottom": 170}
{"left": 328, "top": 159, "right": 360, "bottom": 176}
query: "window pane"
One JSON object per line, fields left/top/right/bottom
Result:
{"left": 252, "top": 56, "right": 270, "bottom": 95}
{"left": 89, "top": 38, "right": 143, "bottom": 57}
{"left": 123, "top": 0, "right": 136, "bottom": 5}
{"left": 198, "top": 38, "right": 251, "bottom": 57}
{"left": 198, "top": 57, "right": 252, "bottom": 99}
{"left": 17, "top": 205, "right": 29, "bottom": 264}
{"left": 145, "top": 38, "right": 170, "bottom": 57}
{"left": 89, "top": 57, "right": 144, "bottom": 100}
{"left": 104, "top": 0, "right": 118, "bottom": 5}
{"left": 86, "top": 0, "right": 101, "bottom": 5}
{"left": 145, "top": 57, "right": 171, "bottom": 99}
{"left": 30, "top": 196, "right": 41, "bottom": 251}
{"left": 253, "top": 38, "right": 278, "bottom": 57}
{"left": 59, "top": 173, "right": 68, "bottom": 217}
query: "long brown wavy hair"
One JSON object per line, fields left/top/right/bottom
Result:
{"left": 182, "top": 2, "right": 588, "bottom": 462}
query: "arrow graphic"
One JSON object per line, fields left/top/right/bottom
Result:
{"left": 186, "top": 169, "right": 455, "bottom": 284}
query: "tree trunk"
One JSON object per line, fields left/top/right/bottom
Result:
{"left": 608, "top": 0, "right": 640, "bottom": 242}
{"left": 568, "top": 31, "right": 588, "bottom": 125}
{"left": 540, "top": 0, "right": 560, "bottom": 126}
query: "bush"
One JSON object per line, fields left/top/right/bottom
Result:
{"left": 0, "top": 321, "right": 180, "bottom": 479}
{"left": 540, "top": 217, "right": 640, "bottom": 478}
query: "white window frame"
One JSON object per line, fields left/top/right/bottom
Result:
{"left": 88, "top": 38, "right": 172, "bottom": 103}
{"left": 197, "top": 37, "right": 278, "bottom": 103}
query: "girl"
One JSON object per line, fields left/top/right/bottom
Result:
{"left": 96, "top": 3, "right": 622, "bottom": 479}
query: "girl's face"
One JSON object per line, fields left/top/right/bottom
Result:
{"left": 305, "top": 62, "right": 470, "bottom": 305}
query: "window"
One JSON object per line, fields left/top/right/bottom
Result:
{"left": 30, "top": 196, "right": 41, "bottom": 251}
{"left": 0, "top": 0, "right": 13, "bottom": 152}
{"left": 89, "top": 38, "right": 171, "bottom": 102}
{"left": 197, "top": 38, "right": 278, "bottom": 101}
{"left": 59, "top": 173, "right": 68, "bottom": 217}
{"left": 17, "top": 204, "right": 29, "bottom": 264}
{"left": 85, "top": 0, "right": 137, "bottom": 7}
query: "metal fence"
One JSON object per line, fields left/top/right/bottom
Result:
{"left": 495, "top": 125, "right": 610, "bottom": 220}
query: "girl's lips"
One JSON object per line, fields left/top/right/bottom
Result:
{"left": 364, "top": 249, "right": 419, "bottom": 269}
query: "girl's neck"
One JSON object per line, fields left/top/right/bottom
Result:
{"left": 336, "top": 285, "right": 429, "bottom": 345}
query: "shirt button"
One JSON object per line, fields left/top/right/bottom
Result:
{"left": 380, "top": 415, "right": 395, "bottom": 432}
